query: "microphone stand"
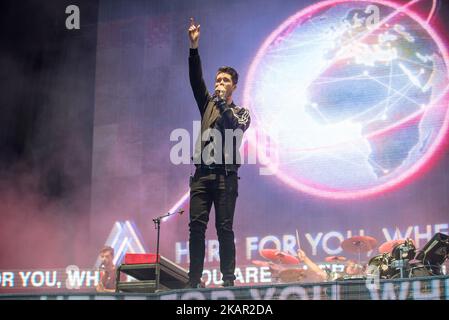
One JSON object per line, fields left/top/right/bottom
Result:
{"left": 152, "top": 209, "right": 184, "bottom": 292}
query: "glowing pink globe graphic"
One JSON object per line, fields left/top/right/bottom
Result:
{"left": 243, "top": 0, "right": 449, "bottom": 200}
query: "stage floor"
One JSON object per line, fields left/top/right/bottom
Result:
{"left": 1, "top": 275, "right": 448, "bottom": 300}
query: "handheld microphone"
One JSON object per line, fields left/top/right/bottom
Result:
{"left": 213, "top": 89, "right": 226, "bottom": 101}
{"left": 213, "top": 90, "right": 227, "bottom": 112}
{"left": 99, "top": 263, "right": 106, "bottom": 280}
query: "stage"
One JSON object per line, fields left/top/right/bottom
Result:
{"left": 1, "top": 275, "right": 448, "bottom": 300}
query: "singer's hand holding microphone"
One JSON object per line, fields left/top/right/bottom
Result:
{"left": 214, "top": 89, "right": 227, "bottom": 112}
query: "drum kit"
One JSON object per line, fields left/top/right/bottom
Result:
{"left": 253, "top": 234, "right": 448, "bottom": 283}
{"left": 342, "top": 236, "right": 447, "bottom": 280}
{"left": 341, "top": 236, "right": 444, "bottom": 279}
{"left": 252, "top": 249, "right": 319, "bottom": 283}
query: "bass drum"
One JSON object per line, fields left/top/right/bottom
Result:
{"left": 366, "top": 254, "right": 394, "bottom": 279}
{"left": 408, "top": 262, "right": 434, "bottom": 278}
{"left": 390, "top": 261, "right": 437, "bottom": 279}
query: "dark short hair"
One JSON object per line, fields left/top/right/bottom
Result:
{"left": 100, "top": 246, "right": 114, "bottom": 257}
{"left": 216, "top": 66, "right": 239, "bottom": 85}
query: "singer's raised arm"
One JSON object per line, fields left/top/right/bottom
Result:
{"left": 188, "top": 18, "right": 209, "bottom": 116}
{"left": 189, "top": 49, "right": 210, "bottom": 116}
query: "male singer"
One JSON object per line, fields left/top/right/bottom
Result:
{"left": 186, "top": 18, "right": 251, "bottom": 288}
{"left": 96, "top": 246, "right": 121, "bottom": 293}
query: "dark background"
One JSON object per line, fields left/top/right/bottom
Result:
{"left": 0, "top": 0, "right": 99, "bottom": 268}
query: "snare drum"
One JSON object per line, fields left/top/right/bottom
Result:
{"left": 367, "top": 253, "right": 394, "bottom": 279}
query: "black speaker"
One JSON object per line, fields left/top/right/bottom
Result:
{"left": 414, "top": 232, "right": 449, "bottom": 275}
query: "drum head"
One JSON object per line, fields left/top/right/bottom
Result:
{"left": 369, "top": 254, "right": 390, "bottom": 266}
{"left": 367, "top": 254, "right": 393, "bottom": 279}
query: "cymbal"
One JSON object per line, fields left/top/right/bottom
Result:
{"left": 268, "top": 264, "right": 285, "bottom": 273}
{"left": 378, "top": 239, "right": 416, "bottom": 254}
{"left": 278, "top": 268, "right": 306, "bottom": 283}
{"left": 251, "top": 260, "right": 271, "bottom": 267}
{"left": 252, "top": 260, "right": 285, "bottom": 273}
{"left": 341, "top": 236, "right": 378, "bottom": 253}
{"left": 325, "top": 256, "right": 347, "bottom": 263}
{"left": 279, "top": 268, "right": 320, "bottom": 283}
{"left": 260, "top": 249, "right": 300, "bottom": 265}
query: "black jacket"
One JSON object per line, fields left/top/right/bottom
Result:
{"left": 189, "top": 48, "right": 251, "bottom": 171}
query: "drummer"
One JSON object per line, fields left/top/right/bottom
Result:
{"left": 297, "top": 250, "right": 365, "bottom": 281}
{"left": 343, "top": 260, "right": 365, "bottom": 276}
{"left": 296, "top": 249, "right": 328, "bottom": 282}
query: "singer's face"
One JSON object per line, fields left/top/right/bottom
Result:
{"left": 100, "top": 251, "right": 113, "bottom": 267}
{"left": 215, "top": 72, "right": 236, "bottom": 98}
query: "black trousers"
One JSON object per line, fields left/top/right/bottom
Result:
{"left": 188, "top": 169, "right": 239, "bottom": 283}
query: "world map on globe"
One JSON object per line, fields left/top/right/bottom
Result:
{"left": 244, "top": 0, "right": 449, "bottom": 199}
